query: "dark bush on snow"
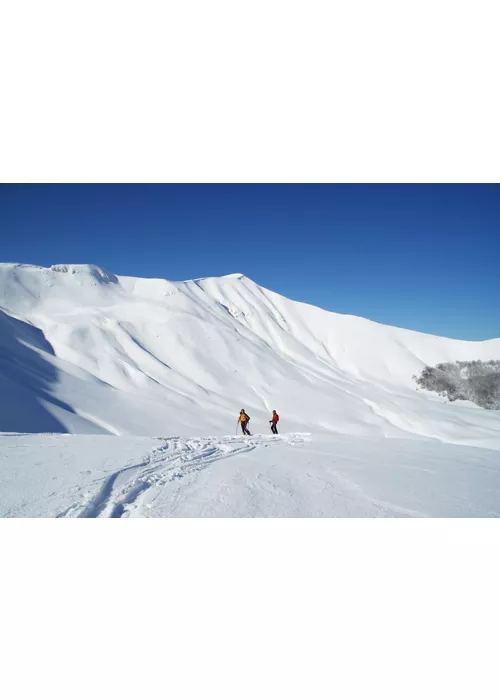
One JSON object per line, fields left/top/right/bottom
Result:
{"left": 414, "top": 360, "right": 500, "bottom": 409}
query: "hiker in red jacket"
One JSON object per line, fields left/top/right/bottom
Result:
{"left": 270, "top": 410, "right": 279, "bottom": 434}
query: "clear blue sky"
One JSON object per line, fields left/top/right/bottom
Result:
{"left": 1, "top": 184, "right": 498, "bottom": 340}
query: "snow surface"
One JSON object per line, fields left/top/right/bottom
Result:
{"left": 1, "top": 263, "right": 499, "bottom": 517}
{"left": 1, "top": 433, "right": 499, "bottom": 518}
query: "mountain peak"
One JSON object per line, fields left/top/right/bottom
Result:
{"left": 49, "top": 264, "right": 118, "bottom": 284}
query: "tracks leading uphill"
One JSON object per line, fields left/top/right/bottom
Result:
{"left": 57, "top": 433, "right": 308, "bottom": 518}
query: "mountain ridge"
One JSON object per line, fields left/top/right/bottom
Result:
{"left": 1, "top": 262, "right": 499, "bottom": 447}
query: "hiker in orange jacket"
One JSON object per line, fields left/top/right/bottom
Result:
{"left": 238, "top": 409, "right": 251, "bottom": 435}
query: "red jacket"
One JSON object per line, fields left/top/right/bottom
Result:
{"left": 271, "top": 413, "right": 279, "bottom": 423}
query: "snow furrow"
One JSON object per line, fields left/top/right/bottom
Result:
{"left": 77, "top": 457, "right": 151, "bottom": 518}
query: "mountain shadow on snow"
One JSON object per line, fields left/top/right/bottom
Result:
{"left": 0, "top": 311, "right": 69, "bottom": 432}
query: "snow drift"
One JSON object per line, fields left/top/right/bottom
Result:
{"left": 1, "top": 262, "right": 499, "bottom": 448}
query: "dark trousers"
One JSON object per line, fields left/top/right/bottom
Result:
{"left": 241, "top": 421, "right": 251, "bottom": 435}
{"left": 271, "top": 423, "right": 278, "bottom": 434}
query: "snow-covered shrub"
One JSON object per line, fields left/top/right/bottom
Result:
{"left": 414, "top": 360, "right": 500, "bottom": 409}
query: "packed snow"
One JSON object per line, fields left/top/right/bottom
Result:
{"left": 1, "top": 262, "right": 499, "bottom": 517}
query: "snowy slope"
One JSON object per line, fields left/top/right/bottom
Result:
{"left": 1, "top": 433, "right": 499, "bottom": 518}
{"left": 1, "top": 262, "right": 499, "bottom": 448}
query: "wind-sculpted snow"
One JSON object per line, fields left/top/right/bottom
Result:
{"left": 1, "top": 263, "right": 499, "bottom": 448}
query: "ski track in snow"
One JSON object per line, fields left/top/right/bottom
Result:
{"left": 58, "top": 433, "right": 308, "bottom": 518}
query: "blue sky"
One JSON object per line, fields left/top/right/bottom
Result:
{"left": 0, "top": 184, "right": 498, "bottom": 340}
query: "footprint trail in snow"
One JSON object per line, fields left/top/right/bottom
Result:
{"left": 58, "top": 433, "right": 308, "bottom": 518}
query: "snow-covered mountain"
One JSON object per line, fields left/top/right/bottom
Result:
{"left": 1, "top": 262, "right": 499, "bottom": 448}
